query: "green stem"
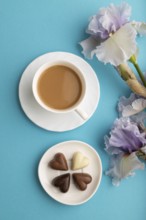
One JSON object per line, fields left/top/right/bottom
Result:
{"left": 133, "top": 62, "right": 146, "bottom": 87}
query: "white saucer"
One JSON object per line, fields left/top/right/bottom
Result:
{"left": 19, "top": 52, "right": 100, "bottom": 132}
{"left": 38, "top": 140, "right": 102, "bottom": 205}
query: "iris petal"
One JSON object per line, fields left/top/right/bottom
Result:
{"left": 106, "top": 153, "right": 144, "bottom": 186}
{"left": 79, "top": 37, "right": 101, "bottom": 59}
{"left": 132, "top": 21, "right": 146, "bottom": 36}
{"left": 100, "top": 3, "right": 131, "bottom": 34}
{"left": 95, "top": 23, "right": 137, "bottom": 66}
{"left": 105, "top": 118, "right": 146, "bottom": 154}
{"left": 86, "top": 2, "right": 131, "bottom": 40}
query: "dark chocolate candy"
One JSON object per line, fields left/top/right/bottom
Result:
{"left": 52, "top": 173, "right": 70, "bottom": 193}
{"left": 72, "top": 173, "right": 92, "bottom": 191}
{"left": 49, "top": 153, "right": 68, "bottom": 171}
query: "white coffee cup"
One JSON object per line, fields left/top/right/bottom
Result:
{"left": 32, "top": 60, "right": 88, "bottom": 120}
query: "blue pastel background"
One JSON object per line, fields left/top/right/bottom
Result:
{"left": 1, "top": 0, "right": 146, "bottom": 219}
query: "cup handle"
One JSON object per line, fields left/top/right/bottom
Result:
{"left": 75, "top": 108, "right": 88, "bottom": 120}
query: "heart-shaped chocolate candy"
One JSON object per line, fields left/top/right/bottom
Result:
{"left": 72, "top": 152, "right": 89, "bottom": 170}
{"left": 49, "top": 153, "right": 68, "bottom": 170}
{"left": 52, "top": 173, "right": 70, "bottom": 193}
{"left": 72, "top": 173, "right": 92, "bottom": 191}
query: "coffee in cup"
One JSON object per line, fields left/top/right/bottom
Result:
{"left": 37, "top": 65, "right": 82, "bottom": 110}
{"left": 32, "top": 61, "right": 88, "bottom": 120}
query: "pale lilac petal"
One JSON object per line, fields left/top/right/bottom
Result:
{"left": 79, "top": 37, "right": 101, "bottom": 59}
{"left": 106, "top": 153, "right": 145, "bottom": 186}
{"left": 132, "top": 98, "right": 146, "bottom": 110}
{"left": 122, "top": 98, "right": 146, "bottom": 117}
{"left": 95, "top": 23, "right": 137, "bottom": 66}
{"left": 100, "top": 3, "right": 131, "bottom": 34}
{"left": 105, "top": 118, "right": 146, "bottom": 154}
{"left": 118, "top": 93, "right": 146, "bottom": 117}
{"left": 131, "top": 111, "right": 146, "bottom": 124}
{"left": 87, "top": 15, "right": 109, "bottom": 39}
{"left": 118, "top": 93, "right": 139, "bottom": 116}
{"left": 132, "top": 21, "right": 146, "bottom": 36}
{"left": 122, "top": 106, "right": 138, "bottom": 117}
{"left": 105, "top": 135, "right": 122, "bottom": 155}
{"left": 118, "top": 2, "right": 131, "bottom": 24}
{"left": 87, "top": 2, "right": 131, "bottom": 40}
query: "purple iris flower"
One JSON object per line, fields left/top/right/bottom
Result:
{"left": 87, "top": 2, "right": 131, "bottom": 40}
{"left": 79, "top": 2, "right": 143, "bottom": 66}
{"left": 105, "top": 103, "right": 146, "bottom": 186}
{"left": 105, "top": 117, "right": 146, "bottom": 155}
{"left": 118, "top": 93, "right": 146, "bottom": 120}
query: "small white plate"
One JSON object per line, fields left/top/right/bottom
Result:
{"left": 19, "top": 52, "right": 100, "bottom": 132}
{"left": 38, "top": 140, "right": 102, "bottom": 205}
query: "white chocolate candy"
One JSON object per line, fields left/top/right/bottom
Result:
{"left": 72, "top": 152, "right": 89, "bottom": 170}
